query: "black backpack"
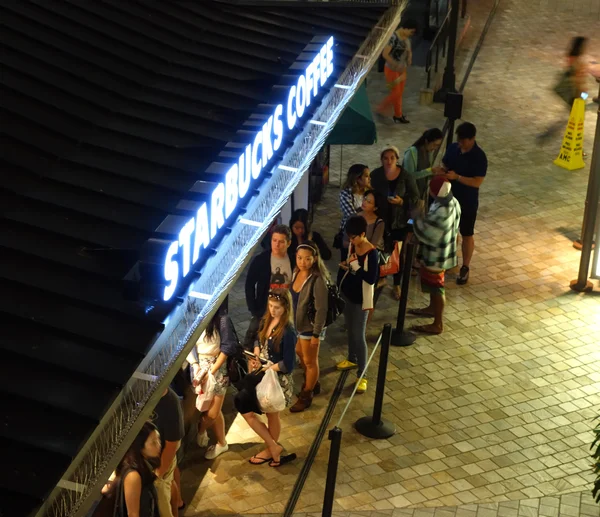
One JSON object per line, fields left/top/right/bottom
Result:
{"left": 308, "top": 281, "right": 345, "bottom": 327}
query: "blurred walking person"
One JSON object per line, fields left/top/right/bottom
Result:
{"left": 538, "top": 36, "right": 589, "bottom": 142}
{"left": 377, "top": 19, "right": 418, "bottom": 124}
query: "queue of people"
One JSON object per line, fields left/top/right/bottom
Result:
{"left": 99, "top": 115, "right": 487, "bottom": 515}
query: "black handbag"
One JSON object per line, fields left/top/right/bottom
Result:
{"left": 332, "top": 230, "right": 344, "bottom": 249}
{"left": 224, "top": 319, "right": 248, "bottom": 389}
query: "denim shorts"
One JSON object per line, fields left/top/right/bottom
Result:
{"left": 298, "top": 329, "right": 327, "bottom": 340}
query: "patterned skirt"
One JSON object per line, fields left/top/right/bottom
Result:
{"left": 197, "top": 355, "right": 229, "bottom": 397}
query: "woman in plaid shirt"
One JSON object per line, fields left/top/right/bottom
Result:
{"left": 337, "top": 163, "right": 371, "bottom": 262}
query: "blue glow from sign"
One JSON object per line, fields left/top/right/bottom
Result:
{"left": 163, "top": 36, "right": 335, "bottom": 301}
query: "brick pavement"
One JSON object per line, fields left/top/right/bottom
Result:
{"left": 180, "top": 1, "right": 600, "bottom": 515}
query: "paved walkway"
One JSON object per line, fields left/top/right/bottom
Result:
{"left": 180, "top": 1, "right": 600, "bottom": 515}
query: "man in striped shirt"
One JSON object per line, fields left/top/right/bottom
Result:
{"left": 409, "top": 176, "right": 461, "bottom": 335}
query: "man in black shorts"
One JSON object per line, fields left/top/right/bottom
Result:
{"left": 442, "top": 122, "right": 487, "bottom": 285}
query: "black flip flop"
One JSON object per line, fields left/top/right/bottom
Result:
{"left": 269, "top": 453, "right": 297, "bottom": 468}
{"left": 178, "top": 503, "right": 186, "bottom": 511}
{"left": 248, "top": 454, "right": 272, "bottom": 465}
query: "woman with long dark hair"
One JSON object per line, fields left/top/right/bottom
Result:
{"left": 187, "top": 302, "right": 237, "bottom": 459}
{"left": 403, "top": 128, "right": 444, "bottom": 198}
{"left": 337, "top": 163, "right": 371, "bottom": 261}
{"left": 288, "top": 209, "right": 331, "bottom": 262}
{"left": 289, "top": 241, "right": 330, "bottom": 412}
{"left": 236, "top": 288, "right": 297, "bottom": 467}
{"left": 344, "top": 189, "right": 386, "bottom": 253}
{"left": 102, "top": 421, "right": 162, "bottom": 517}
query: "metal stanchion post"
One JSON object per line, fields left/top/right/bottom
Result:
{"left": 355, "top": 324, "right": 396, "bottom": 439}
{"left": 322, "top": 427, "right": 343, "bottom": 517}
{"left": 391, "top": 239, "right": 417, "bottom": 347}
{"left": 571, "top": 83, "right": 600, "bottom": 291}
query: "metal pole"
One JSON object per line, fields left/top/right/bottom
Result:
{"left": 322, "top": 427, "right": 342, "bottom": 517}
{"left": 391, "top": 239, "right": 417, "bottom": 346}
{"left": 434, "top": 0, "right": 459, "bottom": 102}
{"left": 371, "top": 323, "right": 392, "bottom": 426}
{"left": 355, "top": 325, "right": 396, "bottom": 439}
{"left": 571, "top": 84, "right": 600, "bottom": 292}
{"left": 446, "top": 118, "right": 456, "bottom": 151}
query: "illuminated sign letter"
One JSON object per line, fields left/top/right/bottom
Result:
{"left": 295, "top": 74, "right": 306, "bottom": 119}
{"left": 238, "top": 144, "right": 252, "bottom": 200}
{"left": 287, "top": 84, "right": 297, "bottom": 131}
{"left": 163, "top": 241, "right": 179, "bottom": 301}
{"left": 178, "top": 217, "right": 195, "bottom": 277}
{"left": 251, "top": 131, "right": 263, "bottom": 180}
{"left": 305, "top": 61, "right": 314, "bottom": 108}
{"left": 311, "top": 53, "right": 321, "bottom": 97}
{"left": 192, "top": 203, "right": 210, "bottom": 264}
{"left": 262, "top": 115, "right": 274, "bottom": 165}
{"left": 210, "top": 183, "right": 225, "bottom": 239}
{"left": 326, "top": 36, "right": 334, "bottom": 78}
{"left": 273, "top": 104, "right": 283, "bottom": 152}
{"left": 225, "top": 164, "right": 238, "bottom": 219}
{"left": 319, "top": 44, "right": 328, "bottom": 86}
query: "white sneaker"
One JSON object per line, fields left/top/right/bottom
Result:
{"left": 205, "top": 442, "right": 228, "bottom": 460}
{"left": 196, "top": 431, "right": 209, "bottom": 448}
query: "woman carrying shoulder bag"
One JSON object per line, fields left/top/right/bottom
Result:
{"left": 289, "top": 241, "right": 330, "bottom": 413}
{"left": 187, "top": 302, "right": 236, "bottom": 460}
{"left": 336, "top": 216, "right": 378, "bottom": 394}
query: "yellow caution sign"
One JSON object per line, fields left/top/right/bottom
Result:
{"left": 554, "top": 98, "right": 585, "bottom": 171}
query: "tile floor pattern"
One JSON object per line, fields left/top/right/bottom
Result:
{"left": 180, "top": 1, "right": 600, "bottom": 515}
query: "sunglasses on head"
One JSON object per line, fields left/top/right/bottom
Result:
{"left": 268, "top": 291, "right": 285, "bottom": 301}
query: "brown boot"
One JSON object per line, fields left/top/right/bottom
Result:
{"left": 290, "top": 390, "right": 313, "bottom": 413}
{"left": 313, "top": 381, "right": 321, "bottom": 396}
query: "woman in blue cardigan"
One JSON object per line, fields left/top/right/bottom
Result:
{"left": 238, "top": 288, "right": 297, "bottom": 468}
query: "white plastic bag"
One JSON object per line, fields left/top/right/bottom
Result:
{"left": 256, "top": 369, "right": 286, "bottom": 413}
{"left": 195, "top": 371, "right": 216, "bottom": 413}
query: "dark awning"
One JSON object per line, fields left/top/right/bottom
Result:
{"left": 325, "top": 81, "right": 377, "bottom": 145}
{"left": 0, "top": 1, "right": 388, "bottom": 515}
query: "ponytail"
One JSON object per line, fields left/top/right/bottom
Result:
{"left": 411, "top": 128, "right": 443, "bottom": 149}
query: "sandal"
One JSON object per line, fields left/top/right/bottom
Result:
{"left": 269, "top": 453, "right": 297, "bottom": 468}
{"left": 249, "top": 454, "right": 272, "bottom": 465}
{"left": 408, "top": 308, "right": 435, "bottom": 317}
{"left": 410, "top": 324, "right": 443, "bottom": 335}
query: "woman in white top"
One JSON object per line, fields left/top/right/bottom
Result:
{"left": 187, "top": 305, "right": 237, "bottom": 460}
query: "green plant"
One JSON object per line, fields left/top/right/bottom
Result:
{"left": 593, "top": 416, "right": 600, "bottom": 503}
